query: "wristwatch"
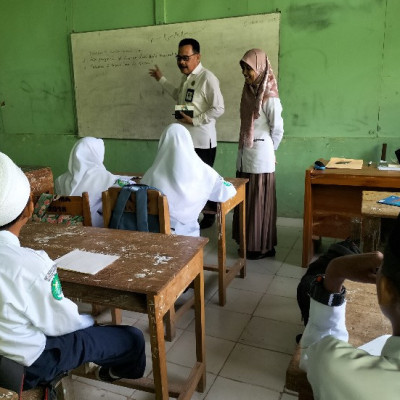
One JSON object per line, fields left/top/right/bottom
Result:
{"left": 309, "top": 275, "right": 346, "bottom": 307}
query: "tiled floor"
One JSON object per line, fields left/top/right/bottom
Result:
{"left": 72, "top": 215, "right": 305, "bottom": 399}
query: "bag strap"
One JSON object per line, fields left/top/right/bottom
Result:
{"left": 109, "top": 186, "right": 133, "bottom": 229}
{"left": 110, "top": 184, "right": 161, "bottom": 232}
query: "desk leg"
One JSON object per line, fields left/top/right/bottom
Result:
{"left": 361, "top": 217, "right": 381, "bottom": 253}
{"left": 302, "top": 170, "right": 313, "bottom": 267}
{"left": 147, "top": 297, "right": 169, "bottom": 400}
{"left": 217, "top": 203, "right": 227, "bottom": 306}
{"left": 238, "top": 196, "right": 246, "bottom": 279}
{"left": 194, "top": 270, "right": 206, "bottom": 392}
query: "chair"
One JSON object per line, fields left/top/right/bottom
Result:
{"left": 0, "top": 354, "right": 74, "bottom": 400}
{"left": 102, "top": 186, "right": 194, "bottom": 340}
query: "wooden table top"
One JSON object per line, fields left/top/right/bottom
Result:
{"left": 19, "top": 222, "right": 208, "bottom": 296}
{"left": 362, "top": 190, "right": 400, "bottom": 219}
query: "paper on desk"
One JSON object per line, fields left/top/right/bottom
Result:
{"left": 55, "top": 249, "right": 119, "bottom": 275}
{"left": 357, "top": 334, "right": 391, "bottom": 356}
{"left": 325, "top": 157, "right": 363, "bottom": 169}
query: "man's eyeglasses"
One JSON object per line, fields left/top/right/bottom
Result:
{"left": 175, "top": 53, "right": 198, "bottom": 62}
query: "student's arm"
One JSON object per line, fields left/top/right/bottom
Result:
{"left": 208, "top": 176, "right": 236, "bottom": 202}
{"left": 300, "top": 252, "right": 383, "bottom": 372}
{"left": 25, "top": 252, "right": 94, "bottom": 336}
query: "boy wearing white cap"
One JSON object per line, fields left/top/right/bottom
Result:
{"left": 0, "top": 152, "right": 145, "bottom": 390}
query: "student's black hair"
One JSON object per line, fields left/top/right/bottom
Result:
{"left": 0, "top": 197, "right": 30, "bottom": 231}
{"left": 178, "top": 38, "right": 200, "bottom": 54}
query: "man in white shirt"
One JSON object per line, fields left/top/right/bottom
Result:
{"left": 0, "top": 152, "right": 146, "bottom": 390}
{"left": 300, "top": 214, "right": 400, "bottom": 399}
{"left": 149, "top": 38, "right": 224, "bottom": 229}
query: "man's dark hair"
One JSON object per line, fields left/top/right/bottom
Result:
{"left": 178, "top": 38, "right": 200, "bottom": 54}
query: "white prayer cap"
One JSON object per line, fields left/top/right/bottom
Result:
{"left": 0, "top": 152, "right": 31, "bottom": 227}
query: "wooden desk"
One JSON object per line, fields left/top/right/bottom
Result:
{"left": 303, "top": 165, "right": 400, "bottom": 267}
{"left": 21, "top": 166, "right": 54, "bottom": 196}
{"left": 285, "top": 280, "right": 392, "bottom": 399}
{"left": 361, "top": 190, "right": 400, "bottom": 252}
{"left": 19, "top": 222, "right": 208, "bottom": 400}
{"left": 203, "top": 178, "right": 248, "bottom": 306}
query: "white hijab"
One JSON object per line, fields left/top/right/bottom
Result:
{"left": 55, "top": 137, "right": 117, "bottom": 227}
{"left": 141, "top": 124, "right": 220, "bottom": 226}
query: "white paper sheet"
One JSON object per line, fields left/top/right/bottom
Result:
{"left": 55, "top": 249, "right": 119, "bottom": 275}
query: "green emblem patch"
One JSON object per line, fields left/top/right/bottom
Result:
{"left": 51, "top": 273, "right": 63, "bottom": 300}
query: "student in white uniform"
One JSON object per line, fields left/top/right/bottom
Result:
{"left": 141, "top": 123, "right": 236, "bottom": 237}
{"left": 300, "top": 213, "right": 400, "bottom": 399}
{"left": 0, "top": 152, "right": 145, "bottom": 389}
{"left": 55, "top": 137, "right": 132, "bottom": 227}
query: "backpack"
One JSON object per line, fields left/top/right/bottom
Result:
{"left": 0, "top": 355, "right": 24, "bottom": 395}
{"left": 297, "top": 238, "right": 361, "bottom": 326}
{"left": 109, "top": 184, "right": 162, "bottom": 233}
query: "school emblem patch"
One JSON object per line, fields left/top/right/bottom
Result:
{"left": 51, "top": 273, "right": 63, "bottom": 300}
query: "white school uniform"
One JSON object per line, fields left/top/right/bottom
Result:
{"left": 0, "top": 230, "right": 93, "bottom": 366}
{"left": 55, "top": 137, "right": 130, "bottom": 227}
{"left": 141, "top": 124, "right": 236, "bottom": 236}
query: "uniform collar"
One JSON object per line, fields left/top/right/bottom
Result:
{"left": 0, "top": 229, "right": 20, "bottom": 247}
{"left": 185, "top": 62, "right": 203, "bottom": 78}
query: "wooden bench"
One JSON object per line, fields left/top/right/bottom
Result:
{"left": 285, "top": 280, "right": 392, "bottom": 399}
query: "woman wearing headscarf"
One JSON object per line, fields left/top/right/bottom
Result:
{"left": 55, "top": 137, "right": 132, "bottom": 227}
{"left": 141, "top": 123, "right": 236, "bottom": 237}
{"left": 233, "top": 49, "right": 284, "bottom": 260}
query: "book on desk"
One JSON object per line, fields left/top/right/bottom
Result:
{"left": 377, "top": 195, "right": 400, "bottom": 207}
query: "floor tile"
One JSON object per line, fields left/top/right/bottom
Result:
{"left": 208, "top": 286, "right": 263, "bottom": 314}
{"left": 254, "top": 294, "right": 303, "bottom": 325}
{"left": 187, "top": 305, "right": 251, "bottom": 341}
{"left": 204, "top": 376, "right": 281, "bottom": 400}
{"left": 166, "top": 330, "right": 235, "bottom": 375}
{"left": 277, "top": 263, "right": 305, "bottom": 279}
{"left": 239, "top": 316, "right": 302, "bottom": 355}
{"left": 228, "top": 270, "right": 274, "bottom": 293}
{"left": 267, "top": 276, "right": 300, "bottom": 299}
{"left": 220, "top": 343, "right": 291, "bottom": 392}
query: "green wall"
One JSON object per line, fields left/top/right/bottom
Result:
{"left": 1, "top": 0, "right": 399, "bottom": 217}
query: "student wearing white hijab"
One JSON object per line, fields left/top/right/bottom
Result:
{"left": 141, "top": 123, "right": 236, "bottom": 237}
{"left": 55, "top": 137, "right": 131, "bottom": 227}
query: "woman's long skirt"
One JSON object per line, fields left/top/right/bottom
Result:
{"left": 232, "top": 171, "right": 277, "bottom": 253}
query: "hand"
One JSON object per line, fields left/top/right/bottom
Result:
{"left": 324, "top": 252, "right": 383, "bottom": 293}
{"left": 179, "top": 111, "right": 193, "bottom": 125}
{"left": 149, "top": 65, "right": 163, "bottom": 81}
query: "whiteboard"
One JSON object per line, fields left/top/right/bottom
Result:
{"left": 71, "top": 13, "right": 280, "bottom": 141}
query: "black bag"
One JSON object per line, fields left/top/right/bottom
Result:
{"left": 297, "top": 238, "right": 361, "bottom": 326}
{"left": 0, "top": 355, "right": 24, "bottom": 395}
{"left": 109, "top": 184, "right": 162, "bottom": 233}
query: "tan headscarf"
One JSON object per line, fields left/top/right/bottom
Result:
{"left": 239, "top": 49, "right": 279, "bottom": 149}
